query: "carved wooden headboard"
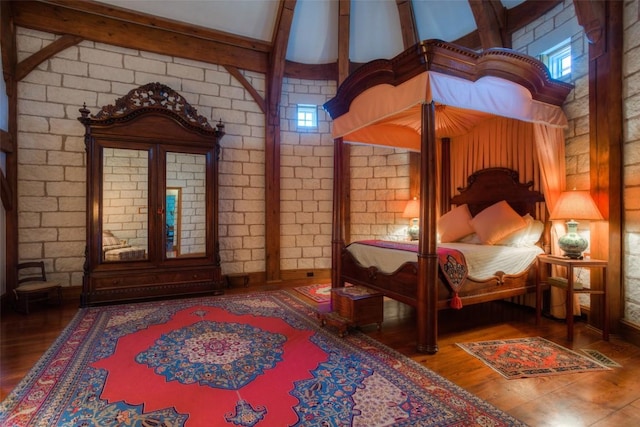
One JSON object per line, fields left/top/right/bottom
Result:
{"left": 449, "top": 167, "right": 544, "bottom": 218}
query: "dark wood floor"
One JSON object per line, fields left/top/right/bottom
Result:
{"left": 2, "top": 282, "right": 640, "bottom": 426}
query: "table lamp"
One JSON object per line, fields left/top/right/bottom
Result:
{"left": 549, "top": 190, "right": 604, "bottom": 259}
{"left": 403, "top": 197, "right": 420, "bottom": 240}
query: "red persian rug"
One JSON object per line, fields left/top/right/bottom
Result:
{"left": 1, "top": 291, "right": 526, "bottom": 426}
{"left": 457, "top": 337, "right": 611, "bottom": 379}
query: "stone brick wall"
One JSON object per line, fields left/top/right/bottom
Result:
{"left": 512, "top": 0, "right": 588, "bottom": 190}
{"left": 350, "top": 146, "right": 411, "bottom": 242}
{"left": 216, "top": 69, "right": 266, "bottom": 275}
{"left": 13, "top": 28, "right": 261, "bottom": 285}
{"left": 279, "top": 79, "right": 336, "bottom": 271}
{"left": 14, "top": 27, "right": 342, "bottom": 286}
{"left": 511, "top": 0, "right": 597, "bottom": 309}
{"left": 623, "top": 0, "right": 640, "bottom": 325}
{"left": 512, "top": 0, "right": 640, "bottom": 327}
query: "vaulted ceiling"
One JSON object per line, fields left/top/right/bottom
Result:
{"left": 6, "top": 0, "right": 564, "bottom": 82}
{"left": 97, "top": 0, "right": 531, "bottom": 64}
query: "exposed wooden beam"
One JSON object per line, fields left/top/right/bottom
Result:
{"left": 449, "top": 0, "right": 562, "bottom": 51}
{"left": 0, "top": 168, "right": 13, "bottom": 212}
{"left": 264, "top": 0, "right": 296, "bottom": 282}
{"left": 284, "top": 60, "right": 337, "bottom": 81}
{"left": 574, "top": 0, "right": 623, "bottom": 338}
{"left": 338, "top": 0, "right": 351, "bottom": 86}
{"left": 396, "top": 0, "right": 420, "bottom": 204}
{"left": 224, "top": 66, "right": 266, "bottom": 114}
{"left": 506, "top": 0, "right": 563, "bottom": 35}
{"left": 11, "top": 0, "right": 270, "bottom": 73}
{"left": 453, "top": 30, "right": 482, "bottom": 50}
{"left": 0, "top": 129, "right": 14, "bottom": 154}
{"left": 1, "top": 0, "right": 19, "bottom": 298}
{"left": 44, "top": 0, "right": 272, "bottom": 52}
{"left": 16, "top": 34, "right": 83, "bottom": 81}
{"left": 468, "top": 0, "right": 507, "bottom": 49}
{"left": 336, "top": 0, "right": 352, "bottom": 243}
{"left": 1, "top": 1, "right": 15, "bottom": 98}
{"left": 396, "top": 0, "right": 419, "bottom": 48}
{"left": 0, "top": 128, "right": 14, "bottom": 210}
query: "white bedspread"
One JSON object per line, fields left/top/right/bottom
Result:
{"left": 345, "top": 241, "right": 543, "bottom": 281}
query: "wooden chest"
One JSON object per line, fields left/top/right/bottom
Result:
{"left": 320, "top": 285, "right": 383, "bottom": 336}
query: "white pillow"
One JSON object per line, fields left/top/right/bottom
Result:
{"left": 470, "top": 200, "right": 527, "bottom": 245}
{"left": 437, "top": 204, "right": 474, "bottom": 243}
{"left": 103, "top": 231, "right": 121, "bottom": 247}
{"left": 497, "top": 214, "right": 545, "bottom": 247}
{"left": 458, "top": 233, "right": 482, "bottom": 244}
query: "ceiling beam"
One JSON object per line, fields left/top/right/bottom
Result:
{"left": 44, "top": 0, "right": 272, "bottom": 52}
{"left": 16, "top": 34, "right": 83, "bottom": 81}
{"left": 338, "top": 0, "right": 351, "bottom": 85}
{"left": 506, "top": 0, "right": 563, "bottom": 35}
{"left": 396, "top": 0, "right": 419, "bottom": 48}
{"left": 455, "top": 0, "right": 562, "bottom": 51}
{"left": 10, "top": 0, "right": 565, "bottom": 82}
{"left": 1, "top": 0, "right": 19, "bottom": 295}
{"left": 11, "top": 0, "right": 270, "bottom": 73}
{"left": 284, "top": 60, "right": 337, "bottom": 81}
{"left": 468, "top": 0, "right": 507, "bottom": 49}
{"left": 264, "top": 0, "right": 296, "bottom": 282}
{"left": 225, "top": 66, "right": 266, "bottom": 113}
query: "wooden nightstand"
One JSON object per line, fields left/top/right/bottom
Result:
{"left": 536, "top": 254, "right": 608, "bottom": 341}
{"left": 319, "top": 285, "right": 384, "bottom": 336}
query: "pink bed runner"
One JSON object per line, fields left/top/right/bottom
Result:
{"left": 356, "top": 240, "right": 468, "bottom": 309}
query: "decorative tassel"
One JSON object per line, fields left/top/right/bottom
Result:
{"left": 450, "top": 292, "right": 463, "bottom": 309}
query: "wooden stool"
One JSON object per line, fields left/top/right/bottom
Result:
{"left": 319, "top": 285, "right": 383, "bottom": 336}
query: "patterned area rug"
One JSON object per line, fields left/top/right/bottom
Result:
{"left": 293, "top": 282, "right": 334, "bottom": 302}
{"left": 457, "top": 337, "right": 612, "bottom": 379}
{"left": 581, "top": 348, "right": 622, "bottom": 367}
{"left": 1, "top": 291, "right": 526, "bottom": 426}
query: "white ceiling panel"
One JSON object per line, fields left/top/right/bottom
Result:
{"left": 97, "top": 0, "right": 279, "bottom": 41}
{"left": 95, "top": 0, "right": 533, "bottom": 64}
{"left": 287, "top": 0, "right": 338, "bottom": 64}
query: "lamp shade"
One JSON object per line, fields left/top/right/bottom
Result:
{"left": 402, "top": 198, "right": 420, "bottom": 218}
{"left": 550, "top": 190, "right": 603, "bottom": 259}
{"left": 549, "top": 190, "right": 604, "bottom": 221}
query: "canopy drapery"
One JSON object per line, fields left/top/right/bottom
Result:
{"left": 330, "top": 70, "right": 569, "bottom": 214}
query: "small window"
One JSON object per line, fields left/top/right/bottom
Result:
{"left": 297, "top": 104, "right": 317, "bottom": 128}
{"left": 539, "top": 39, "right": 572, "bottom": 79}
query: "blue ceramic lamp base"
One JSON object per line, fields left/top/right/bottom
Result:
{"left": 557, "top": 219, "right": 588, "bottom": 259}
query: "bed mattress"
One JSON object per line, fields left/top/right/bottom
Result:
{"left": 345, "top": 241, "right": 543, "bottom": 281}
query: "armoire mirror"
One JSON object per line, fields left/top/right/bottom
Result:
{"left": 165, "top": 151, "right": 207, "bottom": 258}
{"left": 102, "top": 147, "right": 149, "bottom": 262}
{"left": 79, "top": 82, "right": 225, "bottom": 306}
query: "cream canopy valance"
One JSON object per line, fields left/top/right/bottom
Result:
{"left": 331, "top": 71, "right": 568, "bottom": 151}
{"left": 324, "top": 40, "right": 574, "bottom": 209}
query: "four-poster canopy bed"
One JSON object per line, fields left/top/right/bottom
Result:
{"left": 323, "top": 40, "right": 573, "bottom": 354}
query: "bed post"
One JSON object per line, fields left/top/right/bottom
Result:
{"left": 417, "top": 102, "right": 439, "bottom": 354}
{"left": 440, "top": 138, "right": 451, "bottom": 214}
{"left": 331, "top": 137, "right": 345, "bottom": 289}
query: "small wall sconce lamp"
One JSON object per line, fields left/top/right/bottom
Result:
{"left": 403, "top": 197, "right": 420, "bottom": 240}
{"left": 549, "top": 190, "right": 604, "bottom": 259}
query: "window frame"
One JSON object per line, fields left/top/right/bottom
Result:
{"left": 539, "top": 39, "right": 572, "bottom": 80}
{"left": 296, "top": 104, "right": 318, "bottom": 129}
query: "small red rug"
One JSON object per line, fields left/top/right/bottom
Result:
{"left": 293, "top": 283, "right": 343, "bottom": 302}
{"left": 457, "top": 337, "right": 611, "bottom": 379}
